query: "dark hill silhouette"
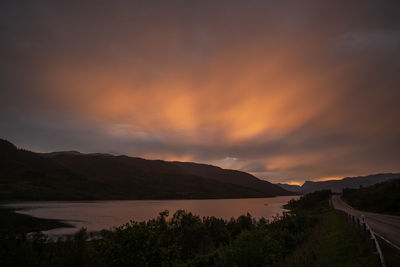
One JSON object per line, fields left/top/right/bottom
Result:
{"left": 275, "top": 183, "right": 302, "bottom": 193}
{"left": 342, "top": 178, "right": 400, "bottom": 215}
{"left": 301, "top": 173, "right": 400, "bottom": 193}
{"left": 173, "top": 162, "right": 289, "bottom": 196}
{"left": 0, "top": 139, "right": 290, "bottom": 200}
{"left": 276, "top": 173, "right": 400, "bottom": 194}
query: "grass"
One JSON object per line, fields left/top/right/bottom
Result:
{"left": 279, "top": 210, "right": 380, "bottom": 267}
{"left": 378, "top": 237, "right": 400, "bottom": 267}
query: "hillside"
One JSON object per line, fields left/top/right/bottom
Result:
{"left": 276, "top": 173, "right": 400, "bottom": 194}
{"left": 0, "top": 139, "right": 290, "bottom": 200}
{"left": 301, "top": 173, "right": 400, "bottom": 193}
{"left": 173, "top": 162, "right": 289, "bottom": 197}
{"left": 342, "top": 179, "right": 400, "bottom": 216}
{"left": 276, "top": 183, "right": 302, "bottom": 193}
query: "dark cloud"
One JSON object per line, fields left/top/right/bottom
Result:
{"left": 1, "top": 0, "right": 399, "bottom": 184}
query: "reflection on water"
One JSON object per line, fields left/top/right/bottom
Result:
{"left": 4, "top": 196, "right": 299, "bottom": 236}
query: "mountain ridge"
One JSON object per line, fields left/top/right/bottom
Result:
{"left": 276, "top": 173, "right": 400, "bottom": 194}
{"left": 0, "top": 139, "right": 290, "bottom": 200}
{"left": 276, "top": 183, "right": 302, "bottom": 193}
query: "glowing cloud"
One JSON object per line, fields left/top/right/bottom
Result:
{"left": 1, "top": 0, "right": 399, "bottom": 184}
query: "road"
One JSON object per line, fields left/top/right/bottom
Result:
{"left": 332, "top": 195, "right": 400, "bottom": 249}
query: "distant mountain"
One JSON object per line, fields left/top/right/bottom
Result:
{"left": 301, "top": 173, "right": 400, "bottom": 193}
{"left": 276, "top": 183, "right": 302, "bottom": 193}
{"left": 276, "top": 173, "right": 400, "bottom": 194}
{"left": 0, "top": 139, "right": 290, "bottom": 200}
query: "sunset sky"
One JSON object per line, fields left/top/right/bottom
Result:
{"left": 1, "top": 1, "right": 399, "bottom": 184}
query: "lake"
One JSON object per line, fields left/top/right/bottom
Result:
{"left": 4, "top": 196, "right": 299, "bottom": 236}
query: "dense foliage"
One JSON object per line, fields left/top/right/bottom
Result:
{"left": 285, "top": 190, "right": 331, "bottom": 212}
{"left": 96, "top": 210, "right": 315, "bottom": 267}
{"left": 342, "top": 179, "right": 400, "bottom": 215}
{"left": 0, "top": 192, "right": 327, "bottom": 267}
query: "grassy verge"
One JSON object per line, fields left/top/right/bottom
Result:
{"left": 280, "top": 209, "right": 380, "bottom": 267}
{"left": 0, "top": 207, "right": 72, "bottom": 233}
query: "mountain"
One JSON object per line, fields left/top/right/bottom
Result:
{"left": 0, "top": 139, "right": 290, "bottom": 200}
{"left": 277, "top": 173, "right": 400, "bottom": 194}
{"left": 275, "top": 183, "right": 302, "bottom": 193}
{"left": 301, "top": 173, "right": 400, "bottom": 193}
{"left": 172, "top": 162, "right": 290, "bottom": 196}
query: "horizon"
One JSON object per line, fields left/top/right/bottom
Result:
{"left": 1, "top": 1, "right": 400, "bottom": 184}
{"left": 3, "top": 137, "right": 397, "bottom": 186}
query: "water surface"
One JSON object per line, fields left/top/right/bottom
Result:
{"left": 4, "top": 196, "right": 298, "bottom": 236}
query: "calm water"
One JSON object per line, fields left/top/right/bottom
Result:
{"left": 4, "top": 196, "right": 298, "bottom": 236}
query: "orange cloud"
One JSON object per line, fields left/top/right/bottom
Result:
{"left": 3, "top": 1, "right": 399, "bottom": 184}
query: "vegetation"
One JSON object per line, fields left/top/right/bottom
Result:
{"left": 0, "top": 192, "right": 324, "bottom": 267}
{"left": 0, "top": 190, "right": 380, "bottom": 266}
{"left": 281, "top": 190, "right": 379, "bottom": 266}
{"left": 0, "top": 209, "right": 316, "bottom": 266}
{"left": 0, "top": 139, "right": 289, "bottom": 201}
{"left": 342, "top": 178, "right": 400, "bottom": 216}
{"left": 285, "top": 190, "right": 331, "bottom": 213}
{"left": 281, "top": 210, "right": 379, "bottom": 267}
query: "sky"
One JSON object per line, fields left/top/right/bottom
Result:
{"left": 1, "top": 0, "right": 399, "bottom": 185}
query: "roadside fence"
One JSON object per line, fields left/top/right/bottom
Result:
{"left": 334, "top": 208, "right": 386, "bottom": 267}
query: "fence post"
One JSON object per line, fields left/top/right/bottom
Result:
{"left": 331, "top": 196, "right": 386, "bottom": 267}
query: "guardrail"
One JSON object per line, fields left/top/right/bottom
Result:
{"left": 334, "top": 208, "right": 386, "bottom": 267}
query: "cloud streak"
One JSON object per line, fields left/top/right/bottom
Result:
{"left": 1, "top": 0, "right": 399, "bottom": 183}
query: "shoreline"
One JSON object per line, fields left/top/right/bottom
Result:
{"left": 0, "top": 206, "right": 73, "bottom": 234}
{"left": 1, "top": 196, "right": 299, "bottom": 235}
{"left": 0, "top": 194, "right": 300, "bottom": 204}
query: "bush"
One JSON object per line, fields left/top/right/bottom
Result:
{"left": 1, "top": 193, "right": 326, "bottom": 267}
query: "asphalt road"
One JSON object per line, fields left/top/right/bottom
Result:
{"left": 332, "top": 195, "right": 400, "bottom": 249}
